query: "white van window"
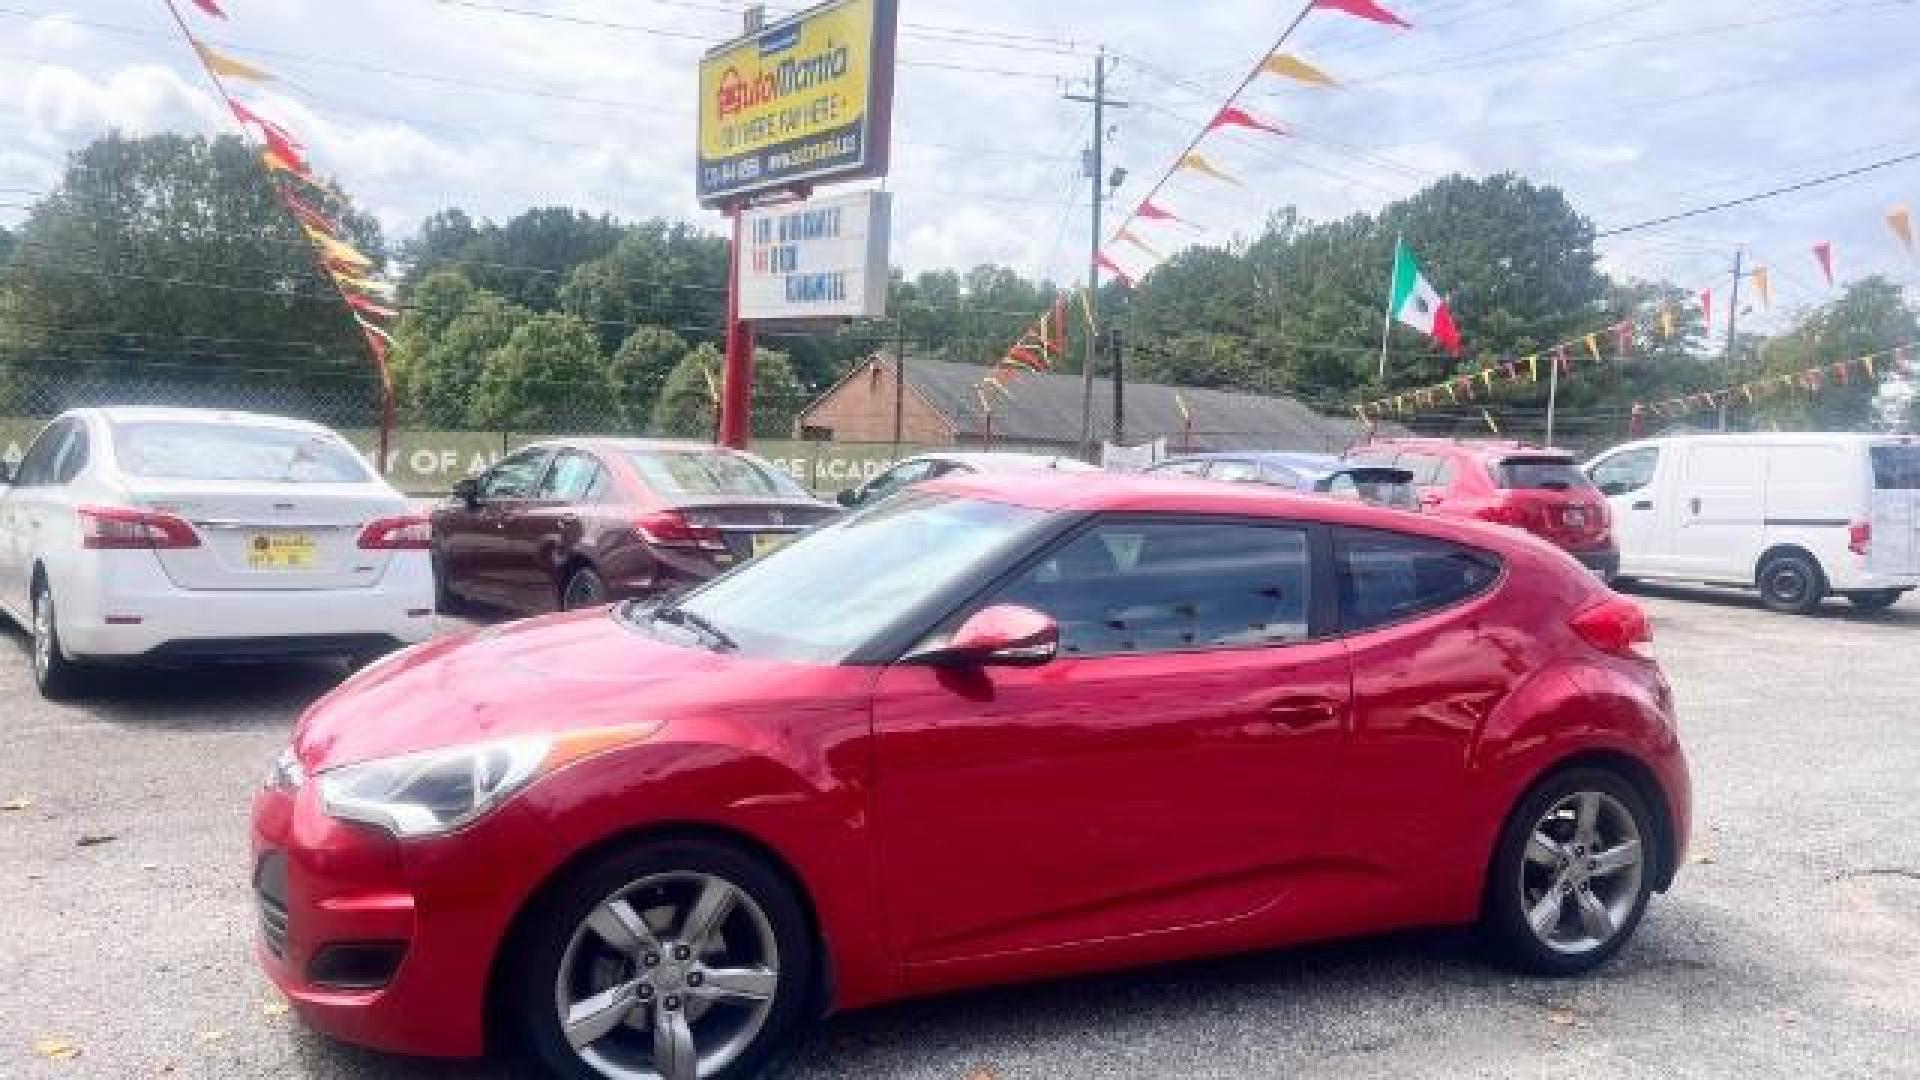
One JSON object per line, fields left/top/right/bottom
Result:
{"left": 1872, "top": 446, "right": 1920, "bottom": 490}
{"left": 1590, "top": 448, "right": 1658, "bottom": 496}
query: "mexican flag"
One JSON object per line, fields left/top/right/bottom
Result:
{"left": 1389, "top": 240, "right": 1463, "bottom": 356}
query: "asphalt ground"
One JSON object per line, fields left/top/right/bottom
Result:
{"left": 2, "top": 585, "right": 1917, "bottom": 1079}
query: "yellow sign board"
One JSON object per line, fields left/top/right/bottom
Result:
{"left": 697, "top": 0, "right": 897, "bottom": 206}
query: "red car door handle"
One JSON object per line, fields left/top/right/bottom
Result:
{"left": 1263, "top": 698, "right": 1340, "bottom": 729}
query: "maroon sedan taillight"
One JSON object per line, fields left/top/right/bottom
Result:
{"left": 634, "top": 510, "right": 727, "bottom": 552}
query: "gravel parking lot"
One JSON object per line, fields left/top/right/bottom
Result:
{"left": 2, "top": 587, "right": 1917, "bottom": 1080}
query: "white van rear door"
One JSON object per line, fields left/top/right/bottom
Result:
{"left": 1868, "top": 443, "right": 1920, "bottom": 576}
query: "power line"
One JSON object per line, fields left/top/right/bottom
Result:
{"left": 1595, "top": 149, "right": 1920, "bottom": 238}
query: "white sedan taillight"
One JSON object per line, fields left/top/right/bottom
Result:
{"left": 77, "top": 505, "right": 201, "bottom": 550}
{"left": 357, "top": 516, "right": 432, "bottom": 551}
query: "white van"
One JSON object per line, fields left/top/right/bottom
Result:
{"left": 1584, "top": 433, "right": 1920, "bottom": 615}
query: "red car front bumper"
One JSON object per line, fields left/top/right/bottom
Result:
{"left": 250, "top": 783, "right": 558, "bottom": 1058}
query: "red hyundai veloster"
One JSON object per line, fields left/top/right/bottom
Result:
{"left": 253, "top": 472, "right": 1689, "bottom": 1079}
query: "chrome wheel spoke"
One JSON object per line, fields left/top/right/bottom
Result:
{"left": 1525, "top": 831, "right": 1564, "bottom": 868}
{"left": 681, "top": 878, "right": 737, "bottom": 950}
{"left": 565, "top": 982, "right": 638, "bottom": 1050}
{"left": 652, "top": 1004, "right": 697, "bottom": 1080}
{"left": 1591, "top": 838, "right": 1641, "bottom": 877}
{"left": 587, "top": 898, "right": 657, "bottom": 956}
{"left": 1527, "top": 883, "right": 1566, "bottom": 937}
{"left": 691, "top": 965, "right": 776, "bottom": 1003}
{"left": 1572, "top": 792, "right": 1602, "bottom": 847}
{"left": 1574, "top": 887, "right": 1616, "bottom": 941}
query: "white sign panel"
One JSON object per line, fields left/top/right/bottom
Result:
{"left": 739, "top": 190, "right": 890, "bottom": 321}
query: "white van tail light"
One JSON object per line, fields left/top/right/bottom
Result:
{"left": 78, "top": 505, "right": 201, "bottom": 550}
{"left": 358, "top": 516, "right": 432, "bottom": 551}
{"left": 1848, "top": 521, "right": 1871, "bottom": 557}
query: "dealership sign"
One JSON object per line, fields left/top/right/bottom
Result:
{"left": 738, "top": 190, "right": 890, "bottom": 321}
{"left": 697, "top": 0, "right": 897, "bottom": 207}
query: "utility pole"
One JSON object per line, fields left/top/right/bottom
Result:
{"left": 1065, "top": 50, "right": 1127, "bottom": 458}
{"left": 1719, "top": 247, "right": 1744, "bottom": 433}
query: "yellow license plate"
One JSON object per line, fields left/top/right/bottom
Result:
{"left": 751, "top": 533, "right": 794, "bottom": 558}
{"left": 248, "top": 532, "right": 316, "bottom": 570}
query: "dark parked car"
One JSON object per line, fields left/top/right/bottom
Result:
{"left": 1146, "top": 452, "right": 1418, "bottom": 509}
{"left": 431, "top": 440, "right": 834, "bottom": 615}
{"left": 1347, "top": 439, "right": 1618, "bottom": 579}
{"left": 837, "top": 452, "right": 1099, "bottom": 510}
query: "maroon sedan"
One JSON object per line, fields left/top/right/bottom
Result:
{"left": 431, "top": 439, "right": 834, "bottom": 615}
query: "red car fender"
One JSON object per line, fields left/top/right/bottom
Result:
{"left": 504, "top": 722, "right": 894, "bottom": 1012}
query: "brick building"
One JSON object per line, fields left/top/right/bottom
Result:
{"left": 797, "top": 354, "right": 1372, "bottom": 453}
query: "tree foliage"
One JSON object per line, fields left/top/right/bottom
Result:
{"left": 608, "top": 325, "right": 690, "bottom": 428}
{"left": 467, "top": 312, "right": 609, "bottom": 431}
{"left": 650, "top": 345, "right": 803, "bottom": 439}
{"left": 403, "top": 206, "right": 621, "bottom": 313}
{"left": 1742, "top": 277, "right": 1919, "bottom": 431}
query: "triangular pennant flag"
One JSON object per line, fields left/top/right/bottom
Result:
{"left": 1312, "top": 0, "right": 1410, "bottom": 27}
{"left": 1048, "top": 293, "right": 1070, "bottom": 358}
{"left": 975, "top": 385, "right": 992, "bottom": 415}
{"left": 305, "top": 227, "right": 372, "bottom": 270}
{"left": 1742, "top": 383, "right": 1756, "bottom": 404}
{"left": 195, "top": 42, "right": 272, "bottom": 82}
{"left": 277, "top": 189, "right": 337, "bottom": 237}
{"left": 1482, "top": 408, "right": 1501, "bottom": 435}
{"left": 1006, "top": 345, "right": 1045, "bottom": 371}
{"left": 1700, "top": 288, "right": 1714, "bottom": 328}
{"left": 353, "top": 315, "right": 395, "bottom": 395}
{"left": 1261, "top": 53, "right": 1337, "bottom": 87}
{"left": 1831, "top": 360, "right": 1851, "bottom": 386}
{"left": 1584, "top": 333, "right": 1602, "bottom": 364}
{"left": 1135, "top": 200, "right": 1191, "bottom": 228}
{"left": 1174, "top": 392, "right": 1191, "bottom": 422}
{"left": 1094, "top": 251, "right": 1136, "bottom": 288}
{"left": 1751, "top": 265, "right": 1772, "bottom": 309}
{"left": 1614, "top": 321, "right": 1633, "bottom": 359}
{"left": 1480, "top": 366, "right": 1495, "bottom": 391}
{"left": 333, "top": 271, "right": 392, "bottom": 299}
{"left": 1207, "top": 106, "right": 1286, "bottom": 137}
{"left": 231, "top": 100, "right": 309, "bottom": 176}
{"left": 1864, "top": 354, "right": 1877, "bottom": 379}
{"left": 1116, "top": 227, "right": 1163, "bottom": 260}
{"left": 1811, "top": 241, "right": 1835, "bottom": 287}
{"left": 1525, "top": 354, "right": 1538, "bottom": 382}
{"left": 1501, "top": 360, "right": 1517, "bottom": 382}
{"left": 1889, "top": 205, "right": 1914, "bottom": 254}
{"left": 260, "top": 149, "right": 308, "bottom": 179}
{"left": 1659, "top": 303, "right": 1675, "bottom": 339}
{"left": 191, "top": 0, "right": 227, "bottom": 17}
{"left": 1555, "top": 344, "right": 1571, "bottom": 376}
{"left": 344, "top": 290, "right": 397, "bottom": 322}
{"left": 1898, "top": 345, "right": 1913, "bottom": 375}
{"left": 1177, "top": 152, "right": 1241, "bottom": 187}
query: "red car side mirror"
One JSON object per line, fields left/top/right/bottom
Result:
{"left": 918, "top": 604, "right": 1060, "bottom": 668}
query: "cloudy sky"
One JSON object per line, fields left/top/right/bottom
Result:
{"left": 1, "top": 0, "right": 1917, "bottom": 334}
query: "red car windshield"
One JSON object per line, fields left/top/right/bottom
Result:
{"left": 650, "top": 493, "right": 1047, "bottom": 664}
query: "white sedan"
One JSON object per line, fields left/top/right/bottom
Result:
{"left": 0, "top": 407, "right": 434, "bottom": 698}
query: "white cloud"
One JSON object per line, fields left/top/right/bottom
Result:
{"left": 22, "top": 64, "right": 219, "bottom": 147}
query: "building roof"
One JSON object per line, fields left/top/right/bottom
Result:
{"left": 880, "top": 356, "right": 1373, "bottom": 453}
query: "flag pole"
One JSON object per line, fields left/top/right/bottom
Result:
{"left": 1545, "top": 347, "right": 1561, "bottom": 447}
{"left": 1377, "top": 233, "right": 1401, "bottom": 383}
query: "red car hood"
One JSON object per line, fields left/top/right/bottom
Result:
{"left": 295, "top": 608, "right": 754, "bottom": 770}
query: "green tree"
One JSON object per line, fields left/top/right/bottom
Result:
{"left": 650, "top": 345, "right": 802, "bottom": 439}
{"left": 404, "top": 206, "right": 621, "bottom": 313}
{"left": 467, "top": 312, "right": 607, "bottom": 431}
{"left": 396, "top": 276, "right": 530, "bottom": 428}
{"left": 1745, "top": 276, "right": 1919, "bottom": 430}
{"left": 559, "top": 221, "right": 727, "bottom": 356}
{"left": 0, "top": 132, "right": 385, "bottom": 419}
{"left": 607, "top": 325, "right": 689, "bottom": 428}
{"left": 0, "top": 225, "right": 13, "bottom": 267}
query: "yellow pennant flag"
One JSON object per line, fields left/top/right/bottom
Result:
{"left": 1481, "top": 408, "right": 1500, "bottom": 435}
{"left": 1174, "top": 391, "right": 1191, "bottom": 422}
{"left": 1177, "top": 152, "right": 1241, "bottom": 187}
{"left": 195, "top": 42, "right": 272, "bottom": 82}
{"left": 1480, "top": 367, "right": 1495, "bottom": 391}
{"left": 304, "top": 227, "right": 372, "bottom": 270}
{"left": 1864, "top": 355, "right": 1877, "bottom": 379}
{"left": 1525, "top": 354, "right": 1538, "bottom": 382}
{"left": 1116, "top": 228, "right": 1162, "bottom": 260}
{"left": 1889, "top": 205, "right": 1914, "bottom": 254}
{"left": 259, "top": 149, "right": 309, "bottom": 180}
{"left": 1261, "top": 53, "right": 1337, "bottom": 87}
{"left": 1584, "top": 333, "right": 1602, "bottom": 363}
{"left": 1659, "top": 304, "right": 1675, "bottom": 339}
{"left": 1751, "top": 265, "right": 1772, "bottom": 309}
{"left": 1079, "top": 287, "right": 1097, "bottom": 333}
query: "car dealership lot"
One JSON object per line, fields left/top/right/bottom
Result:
{"left": 2, "top": 590, "right": 1917, "bottom": 1079}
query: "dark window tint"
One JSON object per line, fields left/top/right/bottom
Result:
{"left": 1336, "top": 528, "right": 1501, "bottom": 633}
{"left": 536, "top": 450, "right": 605, "bottom": 502}
{"left": 13, "top": 420, "right": 74, "bottom": 487}
{"left": 1589, "top": 448, "right": 1658, "bottom": 496}
{"left": 857, "top": 459, "right": 937, "bottom": 504}
{"left": 1871, "top": 445, "right": 1920, "bottom": 490}
{"left": 995, "top": 518, "right": 1313, "bottom": 656}
{"left": 1497, "top": 456, "right": 1593, "bottom": 491}
{"left": 629, "top": 450, "right": 810, "bottom": 502}
{"left": 481, "top": 448, "right": 551, "bottom": 499}
{"left": 52, "top": 425, "right": 89, "bottom": 484}
{"left": 113, "top": 422, "right": 371, "bottom": 483}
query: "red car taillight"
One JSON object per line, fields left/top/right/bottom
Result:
{"left": 1849, "top": 520, "right": 1871, "bottom": 557}
{"left": 1473, "top": 502, "right": 1526, "bottom": 527}
{"left": 634, "top": 511, "right": 727, "bottom": 552}
{"left": 358, "top": 515, "right": 432, "bottom": 551}
{"left": 77, "top": 505, "right": 200, "bottom": 550}
{"left": 1571, "top": 595, "right": 1653, "bottom": 658}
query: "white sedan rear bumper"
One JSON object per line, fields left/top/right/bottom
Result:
{"left": 54, "top": 549, "right": 435, "bottom": 660}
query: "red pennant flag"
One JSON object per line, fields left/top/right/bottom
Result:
{"left": 191, "top": 0, "right": 227, "bottom": 16}
{"left": 344, "top": 291, "right": 397, "bottom": 322}
{"left": 278, "top": 189, "right": 338, "bottom": 237}
{"left": 1313, "top": 0, "right": 1410, "bottom": 27}
{"left": 1135, "top": 200, "right": 1191, "bottom": 228}
{"left": 1699, "top": 288, "right": 1713, "bottom": 329}
{"left": 1095, "top": 251, "right": 1136, "bottom": 288}
{"left": 231, "top": 100, "right": 309, "bottom": 176}
{"left": 1207, "top": 106, "right": 1286, "bottom": 137}
{"left": 1501, "top": 360, "right": 1517, "bottom": 382}
{"left": 1048, "top": 294, "right": 1069, "bottom": 358}
{"left": 1831, "top": 360, "right": 1851, "bottom": 386}
{"left": 1554, "top": 344, "right": 1571, "bottom": 376}
{"left": 1614, "top": 321, "right": 1633, "bottom": 359}
{"left": 1811, "top": 241, "right": 1835, "bottom": 287}
{"left": 1898, "top": 345, "right": 1914, "bottom": 375}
